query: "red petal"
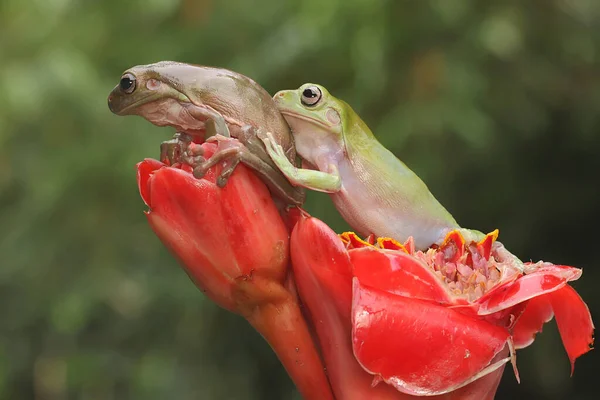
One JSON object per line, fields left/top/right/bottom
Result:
{"left": 292, "top": 217, "right": 394, "bottom": 400}
{"left": 512, "top": 295, "right": 554, "bottom": 349}
{"left": 548, "top": 285, "right": 594, "bottom": 374}
{"left": 291, "top": 216, "right": 353, "bottom": 320}
{"left": 352, "top": 280, "right": 510, "bottom": 396}
{"left": 146, "top": 167, "right": 236, "bottom": 311}
{"left": 477, "top": 264, "right": 582, "bottom": 315}
{"left": 146, "top": 160, "right": 289, "bottom": 312}
{"left": 219, "top": 165, "right": 290, "bottom": 284}
{"left": 350, "top": 248, "right": 454, "bottom": 304}
{"left": 136, "top": 158, "right": 166, "bottom": 207}
{"left": 148, "top": 211, "right": 237, "bottom": 311}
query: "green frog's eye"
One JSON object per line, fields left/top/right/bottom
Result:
{"left": 120, "top": 73, "right": 136, "bottom": 94}
{"left": 301, "top": 86, "right": 322, "bottom": 106}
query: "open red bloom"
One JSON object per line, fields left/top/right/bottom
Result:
{"left": 291, "top": 214, "right": 594, "bottom": 399}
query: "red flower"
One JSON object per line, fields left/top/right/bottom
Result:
{"left": 136, "top": 142, "right": 334, "bottom": 400}
{"left": 291, "top": 214, "right": 594, "bottom": 399}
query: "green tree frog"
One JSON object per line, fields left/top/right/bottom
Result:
{"left": 260, "top": 83, "right": 474, "bottom": 250}
{"left": 108, "top": 61, "right": 305, "bottom": 206}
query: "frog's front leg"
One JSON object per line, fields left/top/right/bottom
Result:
{"left": 186, "top": 104, "right": 231, "bottom": 140}
{"left": 260, "top": 132, "right": 342, "bottom": 194}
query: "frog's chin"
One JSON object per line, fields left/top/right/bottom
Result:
{"left": 134, "top": 99, "right": 207, "bottom": 137}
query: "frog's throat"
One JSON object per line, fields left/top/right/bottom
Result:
{"left": 280, "top": 109, "right": 348, "bottom": 160}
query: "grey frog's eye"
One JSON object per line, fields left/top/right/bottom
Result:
{"left": 119, "top": 73, "right": 136, "bottom": 94}
{"left": 301, "top": 86, "right": 322, "bottom": 106}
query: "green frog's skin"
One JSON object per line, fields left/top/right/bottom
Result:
{"left": 260, "top": 83, "right": 485, "bottom": 250}
{"left": 108, "top": 61, "right": 305, "bottom": 206}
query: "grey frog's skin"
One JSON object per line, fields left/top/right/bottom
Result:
{"left": 107, "top": 61, "right": 305, "bottom": 206}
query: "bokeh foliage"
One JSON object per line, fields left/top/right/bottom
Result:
{"left": 0, "top": 0, "right": 598, "bottom": 399}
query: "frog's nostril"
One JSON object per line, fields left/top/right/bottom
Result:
{"left": 107, "top": 95, "right": 115, "bottom": 112}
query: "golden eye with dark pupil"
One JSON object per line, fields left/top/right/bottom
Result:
{"left": 120, "top": 73, "right": 136, "bottom": 94}
{"left": 301, "top": 86, "right": 322, "bottom": 106}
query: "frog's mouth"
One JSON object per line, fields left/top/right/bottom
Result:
{"left": 113, "top": 89, "right": 190, "bottom": 115}
{"left": 115, "top": 97, "right": 160, "bottom": 115}
{"left": 279, "top": 110, "right": 331, "bottom": 131}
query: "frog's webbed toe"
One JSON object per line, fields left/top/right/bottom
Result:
{"left": 160, "top": 132, "right": 194, "bottom": 165}
{"left": 192, "top": 140, "right": 244, "bottom": 181}
{"left": 188, "top": 144, "right": 205, "bottom": 157}
{"left": 216, "top": 157, "right": 242, "bottom": 187}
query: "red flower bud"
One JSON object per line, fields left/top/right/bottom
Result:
{"left": 136, "top": 143, "right": 334, "bottom": 399}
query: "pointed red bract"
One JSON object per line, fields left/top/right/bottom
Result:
{"left": 512, "top": 295, "right": 554, "bottom": 349}
{"left": 549, "top": 285, "right": 595, "bottom": 374}
{"left": 476, "top": 230, "right": 499, "bottom": 261}
{"left": 439, "top": 230, "right": 466, "bottom": 263}
{"left": 291, "top": 217, "right": 383, "bottom": 400}
{"left": 350, "top": 248, "right": 453, "bottom": 304}
{"left": 477, "top": 264, "right": 582, "bottom": 315}
{"left": 291, "top": 216, "right": 353, "bottom": 321}
{"left": 137, "top": 158, "right": 163, "bottom": 206}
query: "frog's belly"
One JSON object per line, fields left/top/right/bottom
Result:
{"left": 329, "top": 170, "right": 455, "bottom": 250}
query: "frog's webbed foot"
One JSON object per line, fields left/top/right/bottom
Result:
{"left": 216, "top": 157, "right": 242, "bottom": 187}
{"left": 159, "top": 107, "right": 231, "bottom": 166}
{"left": 193, "top": 138, "right": 244, "bottom": 188}
{"left": 194, "top": 129, "right": 267, "bottom": 187}
{"left": 182, "top": 142, "right": 208, "bottom": 166}
{"left": 160, "top": 132, "right": 203, "bottom": 165}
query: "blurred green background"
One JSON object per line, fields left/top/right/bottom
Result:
{"left": 1, "top": 0, "right": 598, "bottom": 399}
